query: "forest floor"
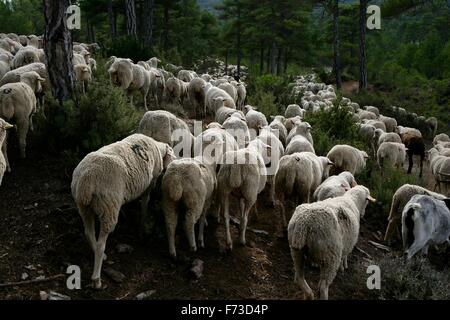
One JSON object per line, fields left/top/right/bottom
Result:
{"left": 0, "top": 135, "right": 447, "bottom": 300}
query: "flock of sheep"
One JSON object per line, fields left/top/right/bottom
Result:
{"left": 1, "top": 32, "right": 450, "bottom": 300}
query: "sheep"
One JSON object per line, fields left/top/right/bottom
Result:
{"left": 398, "top": 126, "right": 422, "bottom": 138}
{"left": 288, "top": 185, "right": 375, "bottom": 300}
{"left": 379, "top": 115, "right": 398, "bottom": 133}
{"left": 0, "top": 38, "right": 21, "bottom": 54}
{"left": 285, "top": 104, "right": 305, "bottom": 119}
{"left": 222, "top": 113, "right": 250, "bottom": 148}
{"left": 377, "top": 142, "right": 407, "bottom": 170}
{"left": 12, "top": 46, "right": 40, "bottom": 69}
{"left": 402, "top": 195, "right": 450, "bottom": 259}
{"left": 27, "top": 35, "right": 41, "bottom": 48}
{"left": 144, "top": 59, "right": 166, "bottom": 107}
{"left": 0, "top": 53, "right": 12, "bottom": 80}
{"left": 362, "top": 119, "right": 387, "bottom": 132}
{"left": 205, "top": 86, "right": 236, "bottom": 113}
{"left": 201, "top": 74, "right": 212, "bottom": 82}
{"left": 0, "top": 63, "right": 49, "bottom": 91}
{"left": 435, "top": 144, "right": 450, "bottom": 157}
{"left": 218, "top": 82, "right": 238, "bottom": 103}
{"left": 425, "top": 117, "right": 438, "bottom": 138}
{"left": 217, "top": 139, "right": 270, "bottom": 250}
{"left": 73, "top": 52, "right": 88, "bottom": 66}
{"left": 243, "top": 105, "right": 268, "bottom": 137}
{"left": 373, "top": 129, "right": 402, "bottom": 148}
{"left": 359, "top": 124, "right": 376, "bottom": 156}
{"left": 187, "top": 77, "right": 207, "bottom": 118}
{"left": 433, "top": 133, "right": 450, "bottom": 146}
{"left": 327, "top": 145, "right": 369, "bottom": 176}
{"left": 235, "top": 82, "right": 247, "bottom": 110}
{"left": 364, "top": 106, "right": 380, "bottom": 117}
{"left": 285, "top": 116, "right": 302, "bottom": 133}
{"left": 74, "top": 64, "right": 92, "bottom": 95}
{"left": 285, "top": 135, "right": 315, "bottom": 155}
{"left": 138, "top": 110, "right": 194, "bottom": 157}
{"left": 193, "top": 127, "right": 239, "bottom": 165}
{"left": 0, "top": 76, "right": 38, "bottom": 161}
{"left": 313, "top": 171, "right": 358, "bottom": 201}
{"left": 0, "top": 118, "right": 13, "bottom": 186}
{"left": 71, "top": 134, "right": 175, "bottom": 289}
{"left": 428, "top": 148, "right": 450, "bottom": 196}
{"left": 400, "top": 132, "right": 425, "bottom": 177}
{"left": 286, "top": 122, "right": 313, "bottom": 146}
{"left": 88, "top": 58, "right": 97, "bottom": 74}
{"left": 177, "top": 69, "right": 196, "bottom": 82}
{"left": 357, "top": 110, "right": 377, "bottom": 121}
{"left": 165, "top": 77, "right": 188, "bottom": 105}
{"left": 276, "top": 152, "right": 333, "bottom": 233}
{"left": 385, "top": 185, "right": 446, "bottom": 242}
{"left": 108, "top": 59, "right": 153, "bottom": 110}
{"left": 18, "top": 35, "right": 29, "bottom": 46}
{"left": 269, "top": 115, "right": 288, "bottom": 146}
{"left": 162, "top": 156, "right": 217, "bottom": 259}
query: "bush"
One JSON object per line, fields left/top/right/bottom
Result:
{"left": 34, "top": 64, "right": 143, "bottom": 174}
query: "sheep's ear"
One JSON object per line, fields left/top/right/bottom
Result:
{"left": 367, "top": 195, "right": 377, "bottom": 203}
{"left": 3, "top": 122, "right": 13, "bottom": 130}
{"left": 327, "top": 160, "right": 334, "bottom": 166}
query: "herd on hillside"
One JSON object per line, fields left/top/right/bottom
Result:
{"left": 0, "top": 33, "right": 450, "bottom": 299}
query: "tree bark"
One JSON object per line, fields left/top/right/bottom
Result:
{"left": 284, "top": 47, "right": 289, "bottom": 73}
{"left": 107, "top": 0, "right": 117, "bottom": 38}
{"left": 333, "top": 0, "right": 342, "bottom": 89}
{"left": 125, "top": 0, "right": 137, "bottom": 38}
{"left": 271, "top": 42, "right": 278, "bottom": 75}
{"left": 143, "top": 0, "right": 155, "bottom": 47}
{"left": 43, "top": 0, "right": 75, "bottom": 103}
{"left": 359, "top": 0, "right": 368, "bottom": 90}
{"left": 266, "top": 46, "right": 271, "bottom": 74}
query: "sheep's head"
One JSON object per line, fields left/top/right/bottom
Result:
{"left": 20, "top": 71, "right": 45, "bottom": 94}
{"left": 212, "top": 97, "right": 226, "bottom": 111}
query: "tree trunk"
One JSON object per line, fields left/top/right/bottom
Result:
{"left": 107, "top": 0, "right": 116, "bottom": 38}
{"left": 276, "top": 47, "right": 282, "bottom": 76}
{"left": 143, "top": 0, "right": 155, "bottom": 47}
{"left": 271, "top": 42, "right": 278, "bottom": 75}
{"left": 359, "top": 0, "right": 368, "bottom": 90}
{"left": 259, "top": 43, "right": 264, "bottom": 75}
{"left": 333, "top": 0, "right": 342, "bottom": 89}
{"left": 163, "top": 0, "right": 170, "bottom": 51}
{"left": 225, "top": 48, "right": 229, "bottom": 76}
{"left": 266, "top": 46, "right": 271, "bottom": 74}
{"left": 236, "top": 2, "right": 241, "bottom": 80}
{"left": 284, "top": 47, "right": 289, "bottom": 73}
{"left": 43, "top": 0, "right": 75, "bottom": 103}
{"left": 125, "top": 0, "right": 137, "bottom": 38}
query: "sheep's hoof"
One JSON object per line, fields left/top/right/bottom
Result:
{"left": 6, "top": 167, "right": 11, "bottom": 173}
{"left": 304, "top": 292, "right": 315, "bottom": 300}
{"left": 92, "top": 278, "right": 103, "bottom": 290}
{"left": 190, "top": 246, "right": 197, "bottom": 252}
{"left": 198, "top": 241, "right": 205, "bottom": 249}
{"left": 103, "top": 253, "right": 107, "bottom": 261}
{"left": 239, "top": 239, "right": 246, "bottom": 247}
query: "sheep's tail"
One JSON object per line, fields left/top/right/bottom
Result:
{"left": 284, "top": 168, "right": 296, "bottom": 195}
{"left": 167, "top": 175, "right": 183, "bottom": 202}
{"left": 73, "top": 173, "right": 96, "bottom": 207}
{"left": 229, "top": 165, "right": 242, "bottom": 189}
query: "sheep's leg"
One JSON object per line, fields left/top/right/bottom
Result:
{"left": 343, "top": 256, "right": 348, "bottom": 269}
{"left": 2, "top": 134, "right": 10, "bottom": 172}
{"left": 421, "top": 245, "right": 429, "bottom": 257}
{"left": 223, "top": 193, "right": 232, "bottom": 250}
{"left": 142, "top": 90, "right": 148, "bottom": 111}
{"left": 291, "top": 248, "right": 314, "bottom": 300}
{"left": 81, "top": 210, "right": 96, "bottom": 254}
{"left": 384, "top": 218, "right": 400, "bottom": 242}
{"left": 406, "top": 236, "right": 429, "bottom": 260}
{"left": 419, "top": 154, "right": 424, "bottom": 178}
{"left": 239, "top": 199, "right": 252, "bottom": 246}
{"left": 16, "top": 118, "right": 29, "bottom": 159}
{"left": 164, "top": 200, "right": 178, "bottom": 259}
{"left": 198, "top": 212, "right": 207, "bottom": 249}
{"left": 185, "top": 208, "right": 200, "bottom": 253}
{"left": 407, "top": 152, "right": 413, "bottom": 175}
{"left": 92, "top": 227, "right": 109, "bottom": 289}
{"left": 139, "top": 187, "right": 152, "bottom": 239}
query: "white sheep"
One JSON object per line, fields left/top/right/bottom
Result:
{"left": 177, "top": 69, "right": 196, "bottom": 82}
{"left": 0, "top": 53, "right": 12, "bottom": 80}
{"left": 276, "top": 152, "right": 333, "bottom": 233}
{"left": 187, "top": 77, "right": 207, "bottom": 117}
{"left": 327, "top": 145, "right": 369, "bottom": 175}
{"left": 357, "top": 110, "right": 377, "bottom": 121}
{"left": 138, "top": 110, "right": 194, "bottom": 157}
{"left": 402, "top": 195, "right": 450, "bottom": 259}
{"left": 362, "top": 119, "right": 386, "bottom": 132}
{"left": 165, "top": 77, "right": 188, "bottom": 105}
{"left": 377, "top": 142, "right": 407, "bottom": 170}
{"left": 313, "top": 171, "right": 358, "bottom": 201}
{"left": 384, "top": 184, "right": 447, "bottom": 242}
{"left": 373, "top": 129, "right": 402, "bottom": 148}
{"left": 236, "top": 82, "right": 247, "bottom": 110}
{"left": 243, "top": 105, "right": 268, "bottom": 137}
{"left": 285, "top": 104, "right": 305, "bottom": 119}
{"left": 286, "top": 122, "right": 313, "bottom": 146}
{"left": 433, "top": 133, "right": 450, "bottom": 146}
{"left": 217, "top": 139, "right": 270, "bottom": 250}
{"left": 88, "top": 58, "right": 97, "bottom": 74}
{"left": 364, "top": 106, "right": 380, "bottom": 117}
{"left": 269, "top": 115, "right": 288, "bottom": 146}
{"left": 218, "top": 82, "right": 238, "bottom": 103}
{"left": 222, "top": 113, "right": 250, "bottom": 148}
{"left": 71, "top": 134, "right": 175, "bottom": 289}
{"left": 108, "top": 59, "right": 154, "bottom": 110}
{"left": 288, "top": 185, "right": 375, "bottom": 300}
{"left": 359, "top": 124, "right": 376, "bottom": 156}
{"left": 285, "top": 116, "right": 302, "bottom": 133}
{"left": 379, "top": 115, "right": 398, "bottom": 133}
{"left": 0, "top": 62, "right": 49, "bottom": 91}
{"left": 0, "top": 74, "right": 40, "bottom": 161}
{"left": 162, "top": 156, "right": 217, "bottom": 259}
{"left": 74, "top": 64, "right": 92, "bottom": 95}
{"left": 285, "top": 135, "right": 315, "bottom": 155}
{"left": 0, "top": 118, "right": 13, "bottom": 186}
{"left": 205, "top": 86, "right": 236, "bottom": 113}
{"left": 428, "top": 148, "right": 450, "bottom": 196}
{"left": 398, "top": 126, "right": 422, "bottom": 138}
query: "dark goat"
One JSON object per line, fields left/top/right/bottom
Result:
{"left": 401, "top": 133, "right": 425, "bottom": 178}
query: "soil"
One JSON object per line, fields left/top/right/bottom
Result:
{"left": 0, "top": 134, "right": 445, "bottom": 300}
